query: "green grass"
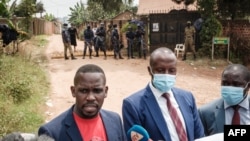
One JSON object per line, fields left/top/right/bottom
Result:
{"left": 0, "top": 35, "right": 50, "bottom": 137}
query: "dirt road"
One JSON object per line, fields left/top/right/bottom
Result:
{"left": 43, "top": 34, "right": 226, "bottom": 122}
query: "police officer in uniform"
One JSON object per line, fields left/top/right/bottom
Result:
{"left": 61, "top": 23, "right": 77, "bottom": 60}
{"left": 126, "top": 26, "right": 135, "bottom": 59}
{"left": 95, "top": 23, "right": 107, "bottom": 59}
{"left": 135, "top": 24, "right": 145, "bottom": 59}
{"left": 111, "top": 24, "right": 123, "bottom": 59}
{"left": 182, "top": 21, "right": 196, "bottom": 61}
{"left": 83, "top": 25, "right": 94, "bottom": 59}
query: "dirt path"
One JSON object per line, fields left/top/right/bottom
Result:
{"left": 43, "top": 34, "right": 226, "bottom": 122}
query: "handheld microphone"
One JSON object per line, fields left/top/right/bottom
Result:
{"left": 127, "top": 125, "right": 150, "bottom": 141}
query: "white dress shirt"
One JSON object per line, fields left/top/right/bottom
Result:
{"left": 224, "top": 95, "right": 250, "bottom": 125}
{"left": 149, "top": 82, "right": 187, "bottom": 141}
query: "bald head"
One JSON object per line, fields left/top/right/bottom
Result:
{"left": 222, "top": 64, "right": 250, "bottom": 82}
{"left": 149, "top": 47, "right": 177, "bottom": 67}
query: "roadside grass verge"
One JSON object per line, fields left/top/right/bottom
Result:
{"left": 0, "top": 35, "right": 50, "bottom": 137}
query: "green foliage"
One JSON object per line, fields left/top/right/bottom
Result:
{"left": 0, "top": 0, "right": 17, "bottom": 18}
{"left": 68, "top": 2, "right": 87, "bottom": 27}
{"left": 217, "top": 0, "right": 250, "bottom": 20}
{"left": 121, "top": 22, "right": 137, "bottom": 33}
{"left": 172, "top": 0, "right": 195, "bottom": 5}
{"left": 36, "top": 1, "right": 45, "bottom": 18}
{"left": 197, "top": 0, "right": 222, "bottom": 57}
{"left": 14, "top": 0, "right": 37, "bottom": 32}
{"left": 0, "top": 35, "right": 50, "bottom": 137}
{"left": 43, "top": 13, "right": 55, "bottom": 21}
{"left": 88, "top": 0, "right": 133, "bottom": 13}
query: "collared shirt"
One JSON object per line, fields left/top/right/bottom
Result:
{"left": 224, "top": 96, "right": 250, "bottom": 125}
{"left": 149, "top": 82, "right": 186, "bottom": 141}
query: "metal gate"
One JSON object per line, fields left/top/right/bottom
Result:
{"left": 147, "top": 9, "right": 201, "bottom": 53}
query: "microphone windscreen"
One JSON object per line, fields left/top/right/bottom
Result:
{"left": 127, "top": 125, "right": 150, "bottom": 141}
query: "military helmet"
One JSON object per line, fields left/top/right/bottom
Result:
{"left": 187, "top": 21, "right": 191, "bottom": 24}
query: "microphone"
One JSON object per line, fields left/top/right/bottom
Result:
{"left": 127, "top": 125, "right": 150, "bottom": 141}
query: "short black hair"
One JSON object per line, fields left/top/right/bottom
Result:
{"left": 223, "top": 64, "right": 250, "bottom": 82}
{"left": 113, "top": 24, "right": 117, "bottom": 28}
{"left": 74, "top": 64, "right": 106, "bottom": 85}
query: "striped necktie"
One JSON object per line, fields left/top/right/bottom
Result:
{"left": 162, "top": 93, "right": 188, "bottom": 141}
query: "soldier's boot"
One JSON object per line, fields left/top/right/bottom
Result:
{"left": 71, "top": 54, "right": 77, "bottom": 60}
{"left": 143, "top": 52, "right": 146, "bottom": 60}
{"left": 119, "top": 52, "right": 124, "bottom": 59}
{"left": 89, "top": 51, "right": 92, "bottom": 59}
{"left": 95, "top": 51, "right": 99, "bottom": 57}
{"left": 104, "top": 51, "right": 107, "bottom": 60}
{"left": 64, "top": 54, "right": 69, "bottom": 60}
{"left": 182, "top": 54, "right": 186, "bottom": 61}
{"left": 82, "top": 51, "right": 86, "bottom": 59}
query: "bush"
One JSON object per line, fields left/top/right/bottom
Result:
{"left": 0, "top": 35, "right": 49, "bottom": 137}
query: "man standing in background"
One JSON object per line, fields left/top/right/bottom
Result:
{"left": 68, "top": 24, "right": 79, "bottom": 52}
{"left": 61, "top": 23, "right": 77, "bottom": 60}
{"left": 182, "top": 21, "right": 196, "bottom": 61}
{"left": 126, "top": 26, "right": 135, "bottom": 59}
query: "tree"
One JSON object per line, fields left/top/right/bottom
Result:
{"left": 197, "top": 0, "right": 222, "bottom": 57}
{"left": 172, "top": 0, "right": 195, "bottom": 6}
{"left": 216, "top": 0, "right": 250, "bottom": 20}
{"left": 0, "top": 0, "right": 17, "bottom": 18}
{"left": 14, "top": 0, "right": 37, "bottom": 32}
{"left": 68, "top": 1, "right": 87, "bottom": 27}
{"left": 88, "top": 0, "right": 133, "bottom": 13}
{"left": 36, "top": 1, "right": 45, "bottom": 18}
{"left": 44, "top": 13, "right": 55, "bottom": 21}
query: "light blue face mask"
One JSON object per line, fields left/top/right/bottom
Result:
{"left": 221, "top": 83, "right": 248, "bottom": 106}
{"left": 152, "top": 74, "right": 176, "bottom": 93}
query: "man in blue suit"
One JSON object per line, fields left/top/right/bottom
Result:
{"left": 122, "top": 47, "right": 204, "bottom": 141}
{"left": 198, "top": 64, "right": 250, "bottom": 136}
{"left": 38, "top": 64, "right": 127, "bottom": 141}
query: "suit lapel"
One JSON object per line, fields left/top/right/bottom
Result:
{"left": 144, "top": 85, "right": 172, "bottom": 140}
{"left": 63, "top": 107, "right": 83, "bottom": 141}
{"left": 214, "top": 100, "right": 225, "bottom": 131}
{"left": 100, "top": 110, "right": 112, "bottom": 140}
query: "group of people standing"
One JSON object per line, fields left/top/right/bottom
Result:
{"left": 36, "top": 43, "right": 250, "bottom": 141}
{"left": 126, "top": 24, "right": 147, "bottom": 59}
{"left": 62, "top": 22, "right": 148, "bottom": 61}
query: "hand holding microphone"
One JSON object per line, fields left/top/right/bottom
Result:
{"left": 127, "top": 125, "right": 152, "bottom": 141}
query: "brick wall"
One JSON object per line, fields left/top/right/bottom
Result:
{"left": 221, "top": 20, "right": 250, "bottom": 67}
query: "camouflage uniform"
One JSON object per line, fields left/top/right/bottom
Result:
{"left": 183, "top": 21, "right": 196, "bottom": 60}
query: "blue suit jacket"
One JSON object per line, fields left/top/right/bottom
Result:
{"left": 122, "top": 84, "right": 204, "bottom": 141}
{"left": 38, "top": 105, "right": 127, "bottom": 141}
{"left": 198, "top": 97, "right": 250, "bottom": 136}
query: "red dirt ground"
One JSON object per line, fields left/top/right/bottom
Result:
{"left": 43, "top": 34, "right": 228, "bottom": 122}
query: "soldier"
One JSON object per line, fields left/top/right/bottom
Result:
{"left": 83, "top": 25, "right": 94, "bottom": 59}
{"left": 68, "top": 24, "right": 79, "bottom": 52}
{"left": 95, "top": 23, "right": 107, "bottom": 59}
{"left": 111, "top": 24, "right": 123, "bottom": 59}
{"left": 106, "top": 24, "right": 113, "bottom": 51}
{"left": 61, "top": 23, "right": 77, "bottom": 60}
{"left": 182, "top": 21, "right": 196, "bottom": 61}
{"left": 126, "top": 26, "right": 135, "bottom": 59}
{"left": 135, "top": 24, "right": 145, "bottom": 59}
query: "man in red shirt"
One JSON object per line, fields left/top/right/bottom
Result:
{"left": 38, "top": 64, "right": 126, "bottom": 141}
